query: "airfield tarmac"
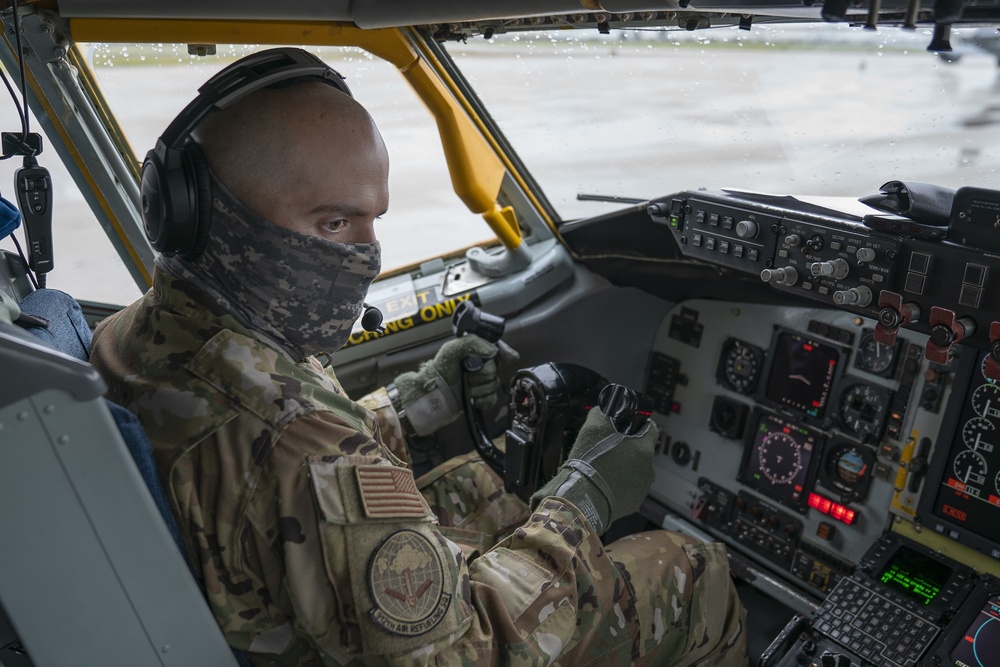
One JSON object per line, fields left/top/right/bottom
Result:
{"left": 1, "top": 32, "right": 998, "bottom": 305}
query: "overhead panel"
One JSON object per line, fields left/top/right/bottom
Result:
{"left": 55, "top": 0, "right": 353, "bottom": 20}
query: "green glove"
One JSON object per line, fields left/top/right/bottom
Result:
{"left": 392, "top": 334, "right": 500, "bottom": 436}
{"left": 531, "top": 406, "right": 658, "bottom": 535}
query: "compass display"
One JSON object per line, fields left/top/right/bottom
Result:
{"left": 763, "top": 330, "right": 842, "bottom": 419}
{"left": 740, "top": 412, "right": 819, "bottom": 510}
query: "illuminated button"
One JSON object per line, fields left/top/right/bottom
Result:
{"left": 816, "top": 521, "right": 836, "bottom": 541}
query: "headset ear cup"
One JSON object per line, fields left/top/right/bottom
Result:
{"left": 181, "top": 142, "right": 214, "bottom": 260}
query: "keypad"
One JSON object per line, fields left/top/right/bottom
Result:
{"left": 815, "top": 577, "right": 938, "bottom": 666}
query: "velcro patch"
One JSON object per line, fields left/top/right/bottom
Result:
{"left": 368, "top": 529, "right": 451, "bottom": 635}
{"left": 356, "top": 465, "right": 428, "bottom": 519}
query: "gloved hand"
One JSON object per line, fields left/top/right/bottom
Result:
{"left": 392, "top": 334, "right": 501, "bottom": 436}
{"left": 531, "top": 406, "right": 658, "bottom": 535}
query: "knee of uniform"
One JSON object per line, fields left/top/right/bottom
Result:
{"left": 604, "top": 531, "right": 748, "bottom": 665}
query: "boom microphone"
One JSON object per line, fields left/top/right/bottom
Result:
{"left": 361, "top": 302, "right": 384, "bottom": 334}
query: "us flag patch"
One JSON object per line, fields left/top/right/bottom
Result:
{"left": 355, "top": 465, "right": 428, "bottom": 519}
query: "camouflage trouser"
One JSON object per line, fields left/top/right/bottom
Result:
{"left": 418, "top": 454, "right": 749, "bottom": 666}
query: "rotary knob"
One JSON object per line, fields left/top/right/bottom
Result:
{"left": 925, "top": 306, "right": 976, "bottom": 364}
{"left": 833, "top": 286, "right": 873, "bottom": 307}
{"left": 810, "top": 258, "right": 850, "bottom": 280}
{"left": 856, "top": 247, "right": 876, "bottom": 263}
{"left": 760, "top": 266, "right": 799, "bottom": 287}
{"left": 735, "top": 220, "right": 759, "bottom": 239}
{"left": 875, "top": 291, "right": 920, "bottom": 345}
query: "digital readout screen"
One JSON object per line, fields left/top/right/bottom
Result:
{"left": 878, "top": 544, "right": 953, "bottom": 606}
{"left": 764, "top": 331, "right": 840, "bottom": 419}
{"left": 949, "top": 595, "right": 1000, "bottom": 667}
{"left": 741, "top": 412, "right": 817, "bottom": 508}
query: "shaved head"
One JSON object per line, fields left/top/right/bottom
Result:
{"left": 190, "top": 79, "right": 389, "bottom": 244}
{"left": 193, "top": 81, "right": 386, "bottom": 220}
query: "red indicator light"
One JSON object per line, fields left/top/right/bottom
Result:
{"left": 812, "top": 400, "right": 822, "bottom": 407}
{"left": 803, "top": 344, "right": 814, "bottom": 351}
{"left": 808, "top": 493, "right": 833, "bottom": 514}
{"left": 842, "top": 509, "right": 857, "bottom": 525}
{"left": 831, "top": 505, "right": 846, "bottom": 521}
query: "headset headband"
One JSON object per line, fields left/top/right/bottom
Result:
{"left": 156, "top": 47, "right": 352, "bottom": 152}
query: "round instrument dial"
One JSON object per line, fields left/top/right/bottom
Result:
{"left": 838, "top": 383, "right": 889, "bottom": 440}
{"left": 821, "top": 441, "right": 875, "bottom": 500}
{"left": 962, "top": 417, "right": 996, "bottom": 451}
{"left": 718, "top": 339, "right": 763, "bottom": 395}
{"left": 972, "top": 383, "right": 1000, "bottom": 420}
{"left": 758, "top": 431, "right": 804, "bottom": 485}
{"left": 855, "top": 333, "right": 896, "bottom": 376}
{"left": 983, "top": 355, "right": 999, "bottom": 384}
{"left": 953, "top": 449, "right": 988, "bottom": 486}
{"left": 834, "top": 446, "right": 869, "bottom": 487}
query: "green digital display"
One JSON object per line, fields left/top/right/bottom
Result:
{"left": 878, "top": 545, "right": 953, "bottom": 606}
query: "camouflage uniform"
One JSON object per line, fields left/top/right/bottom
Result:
{"left": 91, "top": 269, "right": 748, "bottom": 666}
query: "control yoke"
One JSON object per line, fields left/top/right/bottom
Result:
{"left": 450, "top": 301, "right": 652, "bottom": 499}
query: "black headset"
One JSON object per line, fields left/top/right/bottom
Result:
{"left": 140, "top": 47, "right": 352, "bottom": 260}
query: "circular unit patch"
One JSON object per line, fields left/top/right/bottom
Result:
{"left": 368, "top": 529, "right": 451, "bottom": 636}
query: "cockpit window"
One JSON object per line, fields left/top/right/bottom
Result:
{"left": 445, "top": 26, "right": 1000, "bottom": 221}
{"left": 82, "top": 43, "right": 491, "bottom": 276}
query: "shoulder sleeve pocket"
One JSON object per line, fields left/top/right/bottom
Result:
{"left": 308, "top": 456, "right": 471, "bottom": 656}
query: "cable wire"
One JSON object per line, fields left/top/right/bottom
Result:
{"left": 9, "top": 234, "right": 37, "bottom": 290}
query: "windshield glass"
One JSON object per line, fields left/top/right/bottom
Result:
{"left": 446, "top": 25, "right": 1000, "bottom": 221}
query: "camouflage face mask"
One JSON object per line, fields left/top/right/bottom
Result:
{"left": 159, "top": 173, "right": 380, "bottom": 359}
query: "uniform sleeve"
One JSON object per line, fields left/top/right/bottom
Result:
{"left": 270, "top": 411, "right": 625, "bottom": 665}
{"left": 354, "top": 386, "right": 411, "bottom": 467}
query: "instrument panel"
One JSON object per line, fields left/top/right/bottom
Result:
{"left": 637, "top": 186, "right": 1000, "bottom": 666}
{"left": 645, "top": 300, "right": 943, "bottom": 597}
